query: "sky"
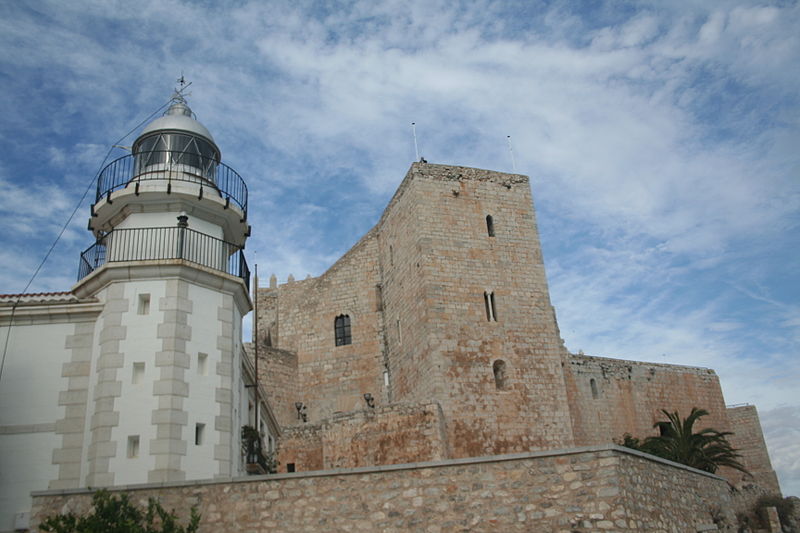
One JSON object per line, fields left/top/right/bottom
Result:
{"left": 0, "top": 0, "right": 798, "bottom": 495}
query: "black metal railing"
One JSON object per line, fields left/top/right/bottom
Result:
{"left": 78, "top": 226, "right": 249, "bottom": 288}
{"left": 241, "top": 426, "right": 271, "bottom": 475}
{"left": 244, "top": 438, "right": 270, "bottom": 474}
{"left": 96, "top": 151, "right": 248, "bottom": 217}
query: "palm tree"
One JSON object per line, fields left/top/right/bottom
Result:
{"left": 638, "top": 407, "right": 749, "bottom": 475}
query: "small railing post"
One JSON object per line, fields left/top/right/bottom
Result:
{"left": 176, "top": 214, "right": 188, "bottom": 259}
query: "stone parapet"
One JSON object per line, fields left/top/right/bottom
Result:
{"left": 31, "top": 445, "right": 740, "bottom": 532}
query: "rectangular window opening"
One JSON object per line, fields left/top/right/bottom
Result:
{"left": 195, "top": 423, "right": 205, "bottom": 446}
{"left": 197, "top": 352, "right": 208, "bottom": 376}
{"left": 132, "top": 362, "right": 145, "bottom": 384}
{"left": 137, "top": 294, "right": 150, "bottom": 315}
{"left": 334, "top": 315, "right": 352, "bottom": 346}
{"left": 287, "top": 463, "right": 296, "bottom": 473}
{"left": 127, "top": 435, "right": 140, "bottom": 458}
{"left": 396, "top": 319, "right": 402, "bottom": 345}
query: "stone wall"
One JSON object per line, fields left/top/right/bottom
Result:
{"left": 249, "top": 345, "right": 298, "bottom": 428}
{"left": 31, "top": 445, "right": 740, "bottom": 532}
{"left": 256, "top": 232, "right": 385, "bottom": 424}
{"left": 276, "top": 402, "right": 448, "bottom": 472}
{"left": 565, "top": 354, "right": 731, "bottom": 446}
{"left": 726, "top": 405, "right": 781, "bottom": 493}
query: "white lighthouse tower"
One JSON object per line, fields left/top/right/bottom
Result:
{"left": 65, "top": 90, "right": 252, "bottom": 486}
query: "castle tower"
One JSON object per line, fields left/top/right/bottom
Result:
{"left": 257, "top": 163, "right": 575, "bottom": 469}
{"left": 63, "top": 92, "right": 252, "bottom": 486}
{"left": 376, "top": 164, "right": 575, "bottom": 455}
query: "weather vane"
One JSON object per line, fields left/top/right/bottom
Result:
{"left": 173, "top": 72, "right": 192, "bottom": 103}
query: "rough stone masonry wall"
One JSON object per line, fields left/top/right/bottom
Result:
{"left": 726, "top": 405, "right": 781, "bottom": 494}
{"left": 565, "top": 354, "right": 731, "bottom": 447}
{"left": 390, "top": 164, "right": 574, "bottom": 457}
{"left": 248, "top": 344, "right": 298, "bottom": 428}
{"left": 276, "top": 402, "right": 448, "bottom": 473}
{"left": 31, "top": 445, "right": 739, "bottom": 533}
{"left": 373, "top": 166, "right": 438, "bottom": 404}
{"left": 255, "top": 234, "right": 385, "bottom": 424}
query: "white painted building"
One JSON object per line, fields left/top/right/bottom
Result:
{"left": 0, "top": 93, "right": 277, "bottom": 532}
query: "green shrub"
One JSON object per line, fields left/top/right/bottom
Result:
{"left": 40, "top": 490, "right": 200, "bottom": 533}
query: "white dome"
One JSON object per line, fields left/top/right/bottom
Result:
{"left": 138, "top": 99, "right": 216, "bottom": 145}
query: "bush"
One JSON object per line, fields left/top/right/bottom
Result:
{"left": 40, "top": 490, "right": 200, "bottom": 533}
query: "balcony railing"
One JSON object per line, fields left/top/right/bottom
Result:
{"left": 78, "top": 226, "right": 249, "bottom": 288}
{"left": 95, "top": 151, "right": 248, "bottom": 217}
{"left": 242, "top": 426, "right": 272, "bottom": 475}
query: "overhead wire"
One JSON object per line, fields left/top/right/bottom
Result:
{"left": 0, "top": 96, "right": 175, "bottom": 385}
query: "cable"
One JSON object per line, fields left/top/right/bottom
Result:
{"left": 0, "top": 97, "right": 173, "bottom": 385}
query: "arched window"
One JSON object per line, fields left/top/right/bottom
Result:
{"left": 493, "top": 360, "right": 508, "bottom": 390}
{"left": 590, "top": 378, "right": 598, "bottom": 399}
{"left": 334, "top": 315, "right": 352, "bottom": 346}
{"left": 486, "top": 215, "right": 495, "bottom": 237}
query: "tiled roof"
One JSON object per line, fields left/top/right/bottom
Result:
{"left": 0, "top": 291, "right": 79, "bottom": 305}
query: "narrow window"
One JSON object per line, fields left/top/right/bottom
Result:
{"left": 484, "top": 291, "right": 497, "bottom": 322}
{"left": 383, "top": 369, "right": 390, "bottom": 387}
{"left": 137, "top": 294, "right": 150, "bottom": 315}
{"left": 132, "top": 362, "right": 145, "bottom": 384}
{"left": 396, "top": 319, "right": 402, "bottom": 345}
{"left": 127, "top": 435, "right": 140, "bottom": 458}
{"left": 590, "top": 378, "right": 598, "bottom": 399}
{"left": 287, "top": 463, "right": 296, "bottom": 473}
{"left": 486, "top": 215, "right": 495, "bottom": 237}
{"left": 195, "top": 423, "right": 205, "bottom": 445}
{"left": 197, "top": 353, "right": 208, "bottom": 376}
{"left": 493, "top": 360, "right": 508, "bottom": 390}
{"left": 389, "top": 245, "right": 394, "bottom": 266}
{"left": 334, "top": 315, "right": 352, "bottom": 346}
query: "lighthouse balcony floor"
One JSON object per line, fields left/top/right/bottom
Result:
{"left": 78, "top": 226, "right": 249, "bottom": 288}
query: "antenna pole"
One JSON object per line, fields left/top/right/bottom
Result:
{"left": 507, "top": 135, "right": 517, "bottom": 173}
{"left": 253, "top": 263, "right": 260, "bottom": 437}
{"left": 411, "top": 122, "right": 420, "bottom": 161}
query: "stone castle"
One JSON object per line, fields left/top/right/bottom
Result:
{"left": 254, "top": 161, "right": 779, "bottom": 495}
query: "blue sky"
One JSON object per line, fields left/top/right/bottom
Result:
{"left": 0, "top": 0, "right": 798, "bottom": 495}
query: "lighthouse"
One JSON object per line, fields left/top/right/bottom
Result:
{"left": 69, "top": 90, "right": 252, "bottom": 486}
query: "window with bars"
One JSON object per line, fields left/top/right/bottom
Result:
{"left": 334, "top": 314, "right": 352, "bottom": 346}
